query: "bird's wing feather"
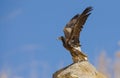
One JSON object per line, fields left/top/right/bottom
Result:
{"left": 63, "top": 14, "right": 79, "bottom": 40}
{"left": 69, "top": 7, "right": 92, "bottom": 46}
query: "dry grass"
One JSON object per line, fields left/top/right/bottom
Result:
{"left": 97, "top": 51, "right": 120, "bottom": 78}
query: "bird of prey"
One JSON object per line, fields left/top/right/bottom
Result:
{"left": 58, "top": 7, "right": 92, "bottom": 63}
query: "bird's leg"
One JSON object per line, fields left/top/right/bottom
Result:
{"left": 70, "top": 48, "right": 88, "bottom": 63}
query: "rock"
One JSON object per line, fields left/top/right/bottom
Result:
{"left": 53, "top": 61, "right": 106, "bottom": 78}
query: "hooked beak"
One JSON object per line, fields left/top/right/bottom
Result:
{"left": 57, "top": 36, "right": 62, "bottom": 40}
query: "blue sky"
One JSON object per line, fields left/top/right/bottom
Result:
{"left": 0, "top": 0, "right": 120, "bottom": 78}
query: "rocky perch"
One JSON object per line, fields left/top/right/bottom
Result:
{"left": 53, "top": 61, "right": 106, "bottom": 78}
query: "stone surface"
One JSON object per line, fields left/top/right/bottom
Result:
{"left": 53, "top": 61, "right": 106, "bottom": 78}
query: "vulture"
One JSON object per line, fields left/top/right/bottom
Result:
{"left": 58, "top": 7, "right": 93, "bottom": 63}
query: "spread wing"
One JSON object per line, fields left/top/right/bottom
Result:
{"left": 63, "top": 14, "right": 79, "bottom": 41}
{"left": 69, "top": 7, "right": 92, "bottom": 47}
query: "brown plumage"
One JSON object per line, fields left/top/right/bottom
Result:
{"left": 58, "top": 7, "right": 92, "bottom": 63}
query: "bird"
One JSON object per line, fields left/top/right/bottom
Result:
{"left": 58, "top": 6, "right": 92, "bottom": 63}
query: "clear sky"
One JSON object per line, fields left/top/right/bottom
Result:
{"left": 0, "top": 0, "right": 120, "bottom": 78}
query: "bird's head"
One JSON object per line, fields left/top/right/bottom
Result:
{"left": 58, "top": 36, "right": 65, "bottom": 44}
{"left": 58, "top": 36, "right": 63, "bottom": 40}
